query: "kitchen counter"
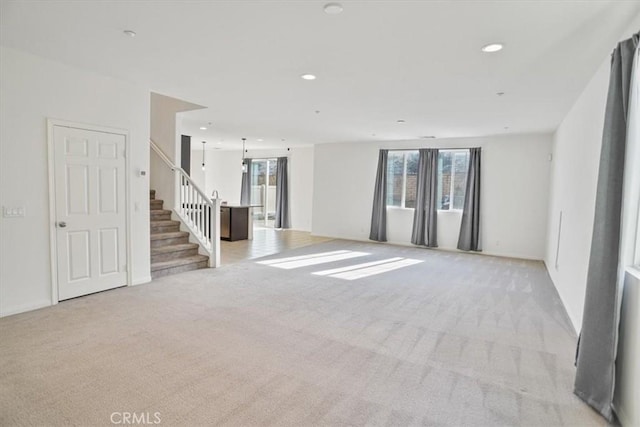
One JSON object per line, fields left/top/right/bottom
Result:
{"left": 219, "top": 206, "right": 247, "bottom": 241}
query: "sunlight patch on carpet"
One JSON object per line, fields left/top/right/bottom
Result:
{"left": 328, "top": 258, "right": 424, "bottom": 280}
{"left": 257, "top": 250, "right": 370, "bottom": 269}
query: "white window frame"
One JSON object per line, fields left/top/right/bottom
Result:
{"left": 399, "top": 154, "right": 409, "bottom": 208}
{"left": 635, "top": 211, "right": 640, "bottom": 268}
{"left": 386, "top": 151, "right": 417, "bottom": 209}
{"left": 438, "top": 149, "right": 469, "bottom": 212}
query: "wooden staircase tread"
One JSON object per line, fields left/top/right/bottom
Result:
{"left": 150, "top": 220, "right": 180, "bottom": 226}
{"left": 151, "top": 243, "right": 199, "bottom": 254}
{"left": 151, "top": 255, "right": 209, "bottom": 271}
{"left": 150, "top": 231, "right": 189, "bottom": 240}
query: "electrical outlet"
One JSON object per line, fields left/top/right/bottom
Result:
{"left": 3, "top": 206, "right": 25, "bottom": 218}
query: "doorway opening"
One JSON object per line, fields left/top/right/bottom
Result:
{"left": 250, "top": 158, "right": 277, "bottom": 228}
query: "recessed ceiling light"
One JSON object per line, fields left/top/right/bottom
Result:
{"left": 481, "top": 43, "right": 503, "bottom": 53}
{"left": 504, "top": 126, "right": 510, "bottom": 130}
{"left": 324, "top": 3, "right": 344, "bottom": 14}
{"left": 397, "top": 119, "right": 406, "bottom": 124}
{"left": 301, "top": 74, "right": 317, "bottom": 80}
{"left": 420, "top": 136, "right": 436, "bottom": 139}
{"left": 257, "top": 138, "right": 263, "bottom": 142}
{"left": 217, "top": 142, "right": 222, "bottom": 145}
{"left": 200, "top": 127, "right": 207, "bottom": 130}
{"left": 123, "top": 30, "right": 137, "bottom": 38}
{"left": 496, "top": 92, "right": 505, "bottom": 96}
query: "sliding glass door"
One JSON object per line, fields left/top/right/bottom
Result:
{"left": 250, "top": 158, "right": 277, "bottom": 228}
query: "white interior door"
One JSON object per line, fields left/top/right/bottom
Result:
{"left": 53, "top": 125, "right": 127, "bottom": 300}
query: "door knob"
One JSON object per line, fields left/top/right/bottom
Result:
{"left": 58, "top": 221, "right": 67, "bottom": 228}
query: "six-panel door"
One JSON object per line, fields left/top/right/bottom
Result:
{"left": 53, "top": 126, "right": 127, "bottom": 300}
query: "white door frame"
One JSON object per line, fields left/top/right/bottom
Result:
{"left": 47, "top": 119, "right": 132, "bottom": 305}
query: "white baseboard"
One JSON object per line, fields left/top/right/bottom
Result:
{"left": 0, "top": 299, "right": 52, "bottom": 318}
{"left": 131, "top": 276, "right": 152, "bottom": 286}
{"left": 310, "top": 233, "right": 544, "bottom": 262}
{"left": 613, "top": 402, "right": 634, "bottom": 427}
{"left": 480, "top": 250, "right": 542, "bottom": 261}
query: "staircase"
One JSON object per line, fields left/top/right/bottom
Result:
{"left": 150, "top": 189, "right": 209, "bottom": 279}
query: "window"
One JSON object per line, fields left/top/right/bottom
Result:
{"left": 385, "top": 149, "right": 470, "bottom": 211}
{"left": 437, "top": 150, "right": 469, "bottom": 210}
{"left": 386, "top": 151, "right": 418, "bottom": 208}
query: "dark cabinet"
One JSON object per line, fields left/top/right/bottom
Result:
{"left": 220, "top": 206, "right": 248, "bottom": 241}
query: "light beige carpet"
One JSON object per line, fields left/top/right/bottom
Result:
{"left": 0, "top": 240, "right": 603, "bottom": 426}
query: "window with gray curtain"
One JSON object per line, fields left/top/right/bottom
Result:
{"left": 411, "top": 149, "right": 438, "bottom": 247}
{"left": 386, "top": 151, "right": 418, "bottom": 208}
{"left": 574, "top": 31, "right": 638, "bottom": 422}
{"left": 240, "top": 158, "right": 253, "bottom": 205}
{"left": 437, "top": 150, "right": 469, "bottom": 211}
{"left": 274, "top": 157, "right": 290, "bottom": 229}
{"left": 369, "top": 150, "right": 388, "bottom": 242}
{"left": 457, "top": 147, "right": 481, "bottom": 251}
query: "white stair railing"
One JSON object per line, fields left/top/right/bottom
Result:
{"left": 150, "top": 139, "right": 220, "bottom": 267}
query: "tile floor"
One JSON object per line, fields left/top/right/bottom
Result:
{"left": 220, "top": 228, "right": 333, "bottom": 265}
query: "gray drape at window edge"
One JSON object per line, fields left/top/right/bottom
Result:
{"left": 411, "top": 149, "right": 439, "bottom": 247}
{"left": 274, "top": 157, "right": 290, "bottom": 229}
{"left": 240, "top": 158, "right": 252, "bottom": 205}
{"left": 574, "top": 32, "right": 639, "bottom": 422}
{"left": 369, "top": 150, "right": 388, "bottom": 242}
{"left": 457, "top": 147, "right": 481, "bottom": 251}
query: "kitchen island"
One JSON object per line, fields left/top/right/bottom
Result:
{"left": 218, "top": 204, "right": 261, "bottom": 241}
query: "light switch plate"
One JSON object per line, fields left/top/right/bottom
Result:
{"left": 3, "top": 206, "right": 25, "bottom": 218}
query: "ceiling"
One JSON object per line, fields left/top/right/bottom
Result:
{"left": 1, "top": 0, "right": 639, "bottom": 151}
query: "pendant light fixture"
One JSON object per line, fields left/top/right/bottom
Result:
{"left": 201, "top": 140, "right": 206, "bottom": 171}
{"left": 241, "top": 138, "right": 247, "bottom": 173}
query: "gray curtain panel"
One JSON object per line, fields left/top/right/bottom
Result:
{"left": 274, "top": 157, "right": 290, "bottom": 229}
{"left": 411, "top": 149, "right": 439, "bottom": 247}
{"left": 457, "top": 147, "right": 481, "bottom": 251}
{"left": 369, "top": 150, "right": 388, "bottom": 242}
{"left": 240, "top": 158, "right": 252, "bottom": 205}
{"left": 574, "top": 32, "right": 639, "bottom": 422}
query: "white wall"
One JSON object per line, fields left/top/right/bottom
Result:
{"left": 150, "top": 94, "right": 204, "bottom": 210}
{"left": 312, "top": 134, "right": 552, "bottom": 260}
{"left": 544, "top": 59, "right": 609, "bottom": 332}
{"left": 191, "top": 146, "right": 315, "bottom": 231}
{"left": 150, "top": 94, "right": 178, "bottom": 210}
{"left": 195, "top": 150, "right": 243, "bottom": 204}
{"left": 289, "top": 146, "right": 314, "bottom": 232}
{"left": 0, "top": 46, "right": 150, "bottom": 316}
